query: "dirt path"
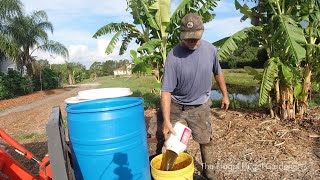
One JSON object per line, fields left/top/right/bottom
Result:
{"left": 0, "top": 83, "right": 99, "bottom": 138}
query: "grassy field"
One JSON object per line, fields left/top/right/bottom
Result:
{"left": 85, "top": 69, "right": 261, "bottom": 90}
{"left": 84, "top": 75, "right": 161, "bottom": 108}
{"left": 221, "top": 69, "right": 261, "bottom": 86}
{"left": 83, "top": 69, "right": 319, "bottom": 108}
{"left": 83, "top": 69, "right": 260, "bottom": 108}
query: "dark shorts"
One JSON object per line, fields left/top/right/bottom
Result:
{"left": 170, "top": 100, "right": 213, "bottom": 144}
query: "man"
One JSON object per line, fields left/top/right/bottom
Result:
{"left": 161, "top": 13, "right": 229, "bottom": 179}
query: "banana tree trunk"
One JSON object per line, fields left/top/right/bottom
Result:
{"left": 279, "top": 84, "right": 295, "bottom": 120}
{"left": 68, "top": 73, "right": 74, "bottom": 85}
{"left": 297, "top": 64, "right": 312, "bottom": 118}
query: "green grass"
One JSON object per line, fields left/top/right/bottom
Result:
{"left": 17, "top": 132, "right": 45, "bottom": 141}
{"left": 84, "top": 75, "right": 161, "bottom": 108}
{"left": 83, "top": 75, "right": 160, "bottom": 92}
{"left": 83, "top": 70, "right": 262, "bottom": 108}
{"left": 82, "top": 70, "right": 320, "bottom": 108}
{"left": 220, "top": 69, "right": 262, "bottom": 87}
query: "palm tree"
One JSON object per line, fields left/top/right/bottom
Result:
{"left": 0, "top": 0, "right": 22, "bottom": 58}
{"left": 92, "top": 0, "right": 152, "bottom": 55}
{"left": 6, "top": 10, "right": 68, "bottom": 76}
{"left": 215, "top": 0, "right": 320, "bottom": 120}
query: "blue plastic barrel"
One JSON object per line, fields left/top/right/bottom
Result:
{"left": 66, "top": 97, "right": 151, "bottom": 180}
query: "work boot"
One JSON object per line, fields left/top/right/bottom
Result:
{"left": 200, "top": 141, "right": 216, "bottom": 180}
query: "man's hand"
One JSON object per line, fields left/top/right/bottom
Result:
{"left": 162, "top": 121, "right": 176, "bottom": 140}
{"left": 221, "top": 96, "right": 230, "bottom": 111}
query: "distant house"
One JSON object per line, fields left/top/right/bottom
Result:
{"left": 113, "top": 64, "right": 132, "bottom": 76}
{"left": 0, "top": 56, "right": 16, "bottom": 74}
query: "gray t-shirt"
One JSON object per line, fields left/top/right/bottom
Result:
{"left": 161, "top": 40, "right": 221, "bottom": 105}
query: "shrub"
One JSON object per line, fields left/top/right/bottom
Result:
{"left": 33, "top": 67, "right": 59, "bottom": 91}
{"left": 0, "top": 70, "right": 33, "bottom": 99}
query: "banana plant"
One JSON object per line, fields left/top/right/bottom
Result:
{"left": 130, "top": 49, "right": 153, "bottom": 77}
{"left": 215, "top": 0, "right": 319, "bottom": 120}
{"left": 94, "top": 0, "right": 219, "bottom": 82}
{"left": 137, "top": 0, "right": 219, "bottom": 82}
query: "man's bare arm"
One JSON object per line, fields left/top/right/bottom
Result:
{"left": 214, "top": 73, "right": 230, "bottom": 111}
{"left": 161, "top": 91, "right": 176, "bottom": 139}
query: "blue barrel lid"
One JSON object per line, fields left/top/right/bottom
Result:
{"left": 66, "top": 97, "right": 143, "bottom": 113}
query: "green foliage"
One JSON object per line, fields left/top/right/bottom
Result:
{"left": 130, "top": 50, "right": 152, "bottom": 74}
{"left": 51, "top": 62, "right": 88, "bottom": 84}
{"left": 87, "top": 75, "right": 161, "bottom": 108}
{"left": 218, "top": 41, "right": 266, "bottom": 69}
{"left": 102, "top": 60, "right": 117, "bottom": 76}
{"left": 259, "top": 57, "right": 279, "bottom": 106}
{"left": 138, "top": 39, "right": 162, "bottom": 54}
{"left": 5, "top": 10, "right": 68, "bottom": 76}
{"left": 221, "top": 69, "right": 261, "bottom": 87}
{"left": 89, "top": 62, "right": 103, "bottom": 77}
{"left": 244, "top": 66, "right": 263, "bottom": 81}
{"left": 0, "top": 70, "right": 33, "bottom": 99}
{"left": 0, "top": 0, "right": 22, "bottom": 59}
{"left": 271, "top": 15, "right": 306, "bottom": 66}
{"left": 214, "top": 26, "right": 262, "bottom": 60}
{"left": 94, "top": 0, "right": 220, "bottom": 83}
{"left": 32, "top": 67, "right": 59, "bottom": 91}
{"left": 93, "top": 22, "right": 142, "bottom": 55}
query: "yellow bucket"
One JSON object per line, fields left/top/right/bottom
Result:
{"left": 150, "top": 152, "right": 194, "bottom": 180}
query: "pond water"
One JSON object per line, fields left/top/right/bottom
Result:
{"left": 210, "top": 90, "right": 258, "bottom": 102}
{"left": 210, "top": 84, "right": 259, "bottom": 102}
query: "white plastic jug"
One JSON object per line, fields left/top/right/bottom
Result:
{"left": 164, "top": 122, "right": 192, "bottom": 154}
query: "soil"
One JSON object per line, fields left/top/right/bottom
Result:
{"left": 1, "top": 85, "right": 320, "bottom": 179}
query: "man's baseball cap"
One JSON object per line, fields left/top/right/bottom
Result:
{"left": 180, "top": 13, "right": 204, "bottom": 40}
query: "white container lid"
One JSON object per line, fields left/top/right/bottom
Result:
{"left": 77, "top": 88, "right": 132, "bottom": 100}
{"left": 64, "top": 96, "right": 90, "bottom": 104}
{"left": 65, "top": 88, "right": 133, "bottom": 104}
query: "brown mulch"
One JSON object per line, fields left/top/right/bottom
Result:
{"left": 1, "top": 89, "right": 320, "bottom": 179}
{"left": 147, "top": 107, "right": 320, "bottom": 179}
{"left": 0, "top": 89, "right": 69, "bottom": 110}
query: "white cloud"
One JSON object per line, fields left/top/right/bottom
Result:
{"left": 23, "top": 0, "right": 128, "bottom": 16}
{"left": 22, "top": 0, "right": 252, "bottom": 67}
{"left": 33, "top": 39, "right": 135, "bottom": 69}
{"left": 203, "top": 17, "right": 251, "bottom": 42}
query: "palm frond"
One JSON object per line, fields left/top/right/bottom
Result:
{"left": 0, "top": 32, "right": 19, "bottom": 59}
{"left": 30, "top": 10, "right": 48, "bottom": 23}
{"left": 215, "top": 26, "right": 262, "bottom": 60}
{"left": 106, "top": 31, "right": 121, "bottom": 54}
{"left": 34, "top": 21, "right": 54, "bottom": 34}
{"left": 138, "top": 0, "right": 159, "bottom": 30}
{"left": 0, "top": 0, "right": 23, "bottom": 21}
{"left": 37, "top": 40, "right": 69, "bottom": 59}
{"left": 259, "top": 57, "right": 279, "bottom": 106}
{"left": 119, "top": 32, "right": 139, "bottom": 55}
{"left": 235, "top": 0, "right": 253, "bottom": 22}
{"left": 92, "top": 22, "right": 139, "bottom": 38}
{"left": 137, "top": 39, "right": 161, "bottom": 54}
{"left": 271, "top": 15, "right": 306, "bottom": 65}
{"left": 212, "top": 37, "right": 229, "bottom": 47}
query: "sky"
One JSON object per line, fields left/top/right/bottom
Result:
{"left": 21, "top": 0, "right": 253, "bottom": 68}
